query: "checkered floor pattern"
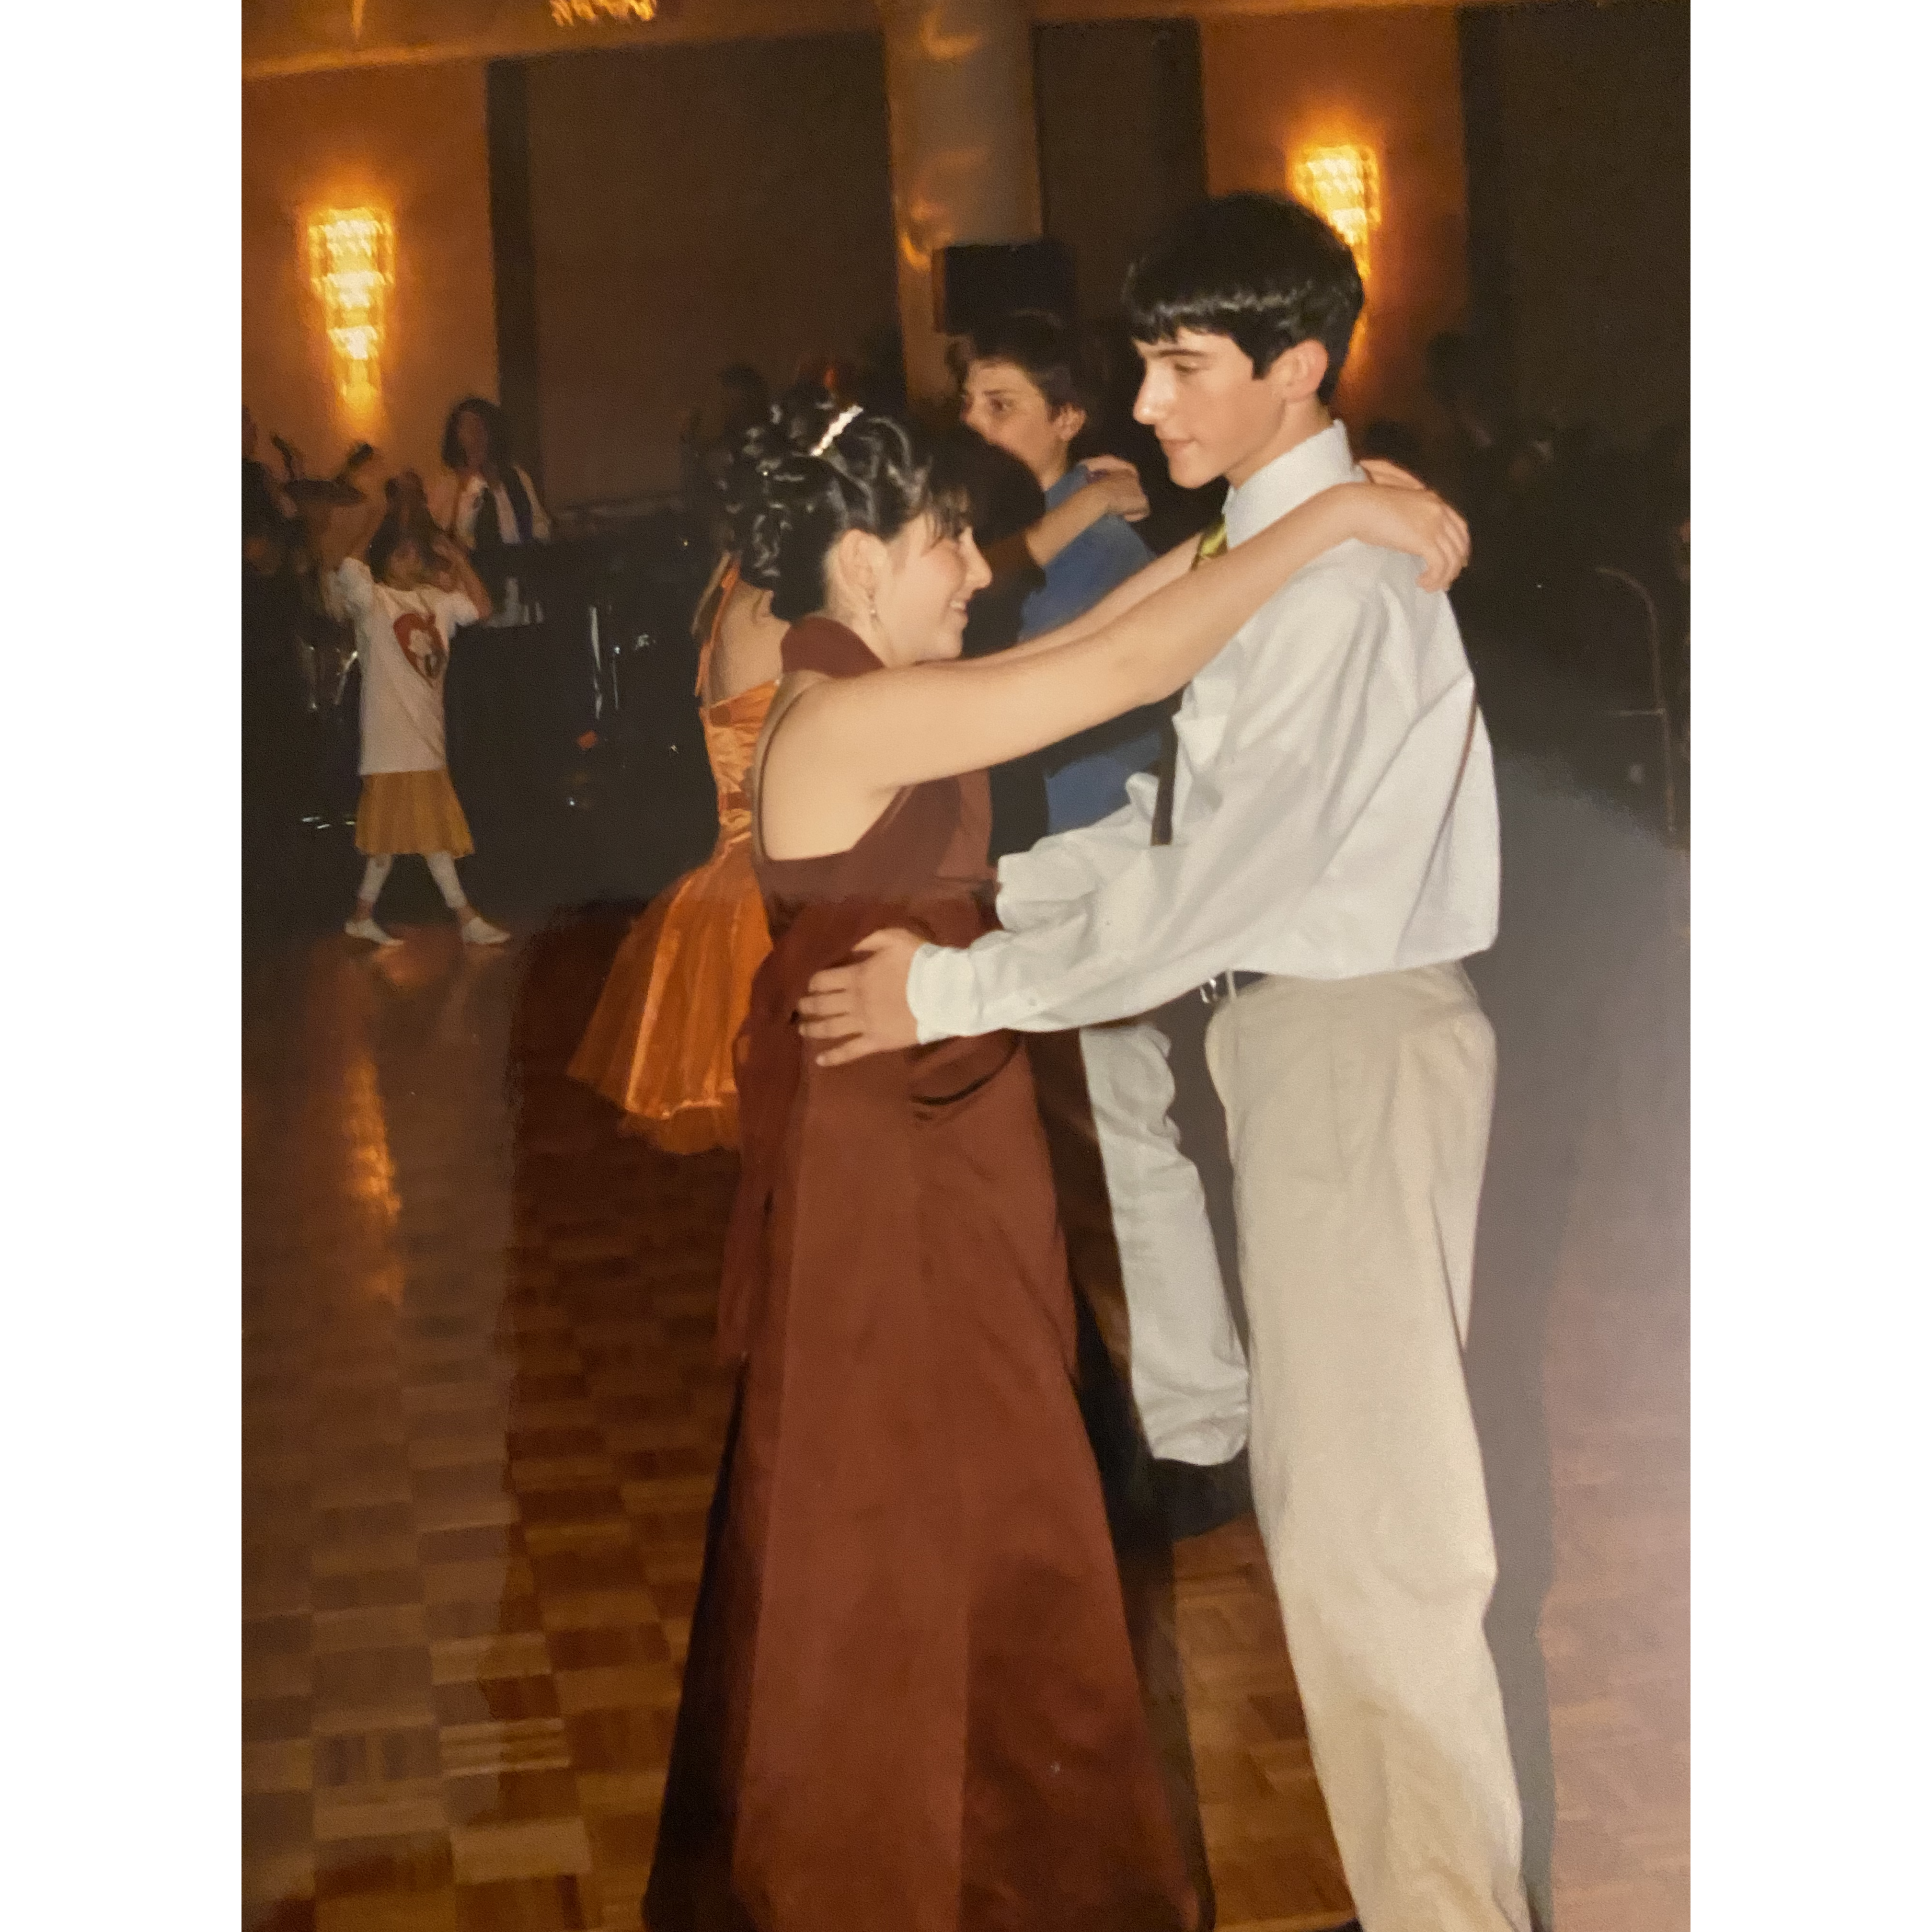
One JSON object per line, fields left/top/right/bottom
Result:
{"left": 242, "top": 918, "right": 1354, "bottom": 1932}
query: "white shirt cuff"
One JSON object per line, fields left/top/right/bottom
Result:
{"left": 906, "top": 941, "right": 981, "bottom": 1045}
{"left": 994, "top": 884, "right": 1070, "bottom": 937}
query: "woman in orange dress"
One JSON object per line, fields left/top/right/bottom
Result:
{"left": 568, "top": 559, "right": 786, "bottom": 1152}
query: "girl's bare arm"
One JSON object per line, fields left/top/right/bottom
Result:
{"left": 996, "top": 459, "right": 1452, "bottom": 666}
{"left": 433, "top": 534, "right": 494, "bottom": 625}
{"left": 767, "top": 482, "right": 1396, "bottom": 818}
{"left": 990, "top": 533, "right": 1198, "bottom": 664}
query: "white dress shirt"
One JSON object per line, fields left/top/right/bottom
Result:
{"left": 428, "top": 467, "right": 552, "bottom": 549}
{"left": 907, "top": 420, "right": 1500, "bottom": 1040}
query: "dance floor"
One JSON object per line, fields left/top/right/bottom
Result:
{"left": 242, "top": 763, "right": 1687, "bottom": 1932}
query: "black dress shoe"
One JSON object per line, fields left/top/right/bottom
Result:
{"left": 1150, "top": 1447, "right": 1253, "bottom": 1540}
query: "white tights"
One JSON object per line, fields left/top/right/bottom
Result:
{"left": 357, "top": 852, "right": 467, "bottom": 912}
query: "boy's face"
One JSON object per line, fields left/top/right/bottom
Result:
{"left": 1132, "top": 328, "right": 1301, "bottom": 491}
{"left": 960, "top": 359, "right": 1082, "bottom": 488}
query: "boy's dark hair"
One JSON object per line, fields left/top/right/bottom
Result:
{"left": 950, "top": 309, "right": 1089, "bottom": 418}
{"left": 1123, "top": 191, "right": 1364, "bottom": 405}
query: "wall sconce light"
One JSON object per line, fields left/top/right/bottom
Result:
{"left": 550, "top": 0, "right": 659, "bottom": 22}
{"left": 306, "top": 207, "right": 394, "bottom": 407}
{"left": 1292, "top": 145, "right": 1382, "bottom": 280}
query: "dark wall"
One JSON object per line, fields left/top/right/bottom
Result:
{"left": 523, "top": 38, "right": 900, "bottom": 507}
{"left": 1464, "top": 0, "right": 1690, "bottom": 446}
{"left": 517, "top": 27, "right": 1217, "bottom": 506}
{"left": 242, "top": 60, "right": 500, "bottom": 485}
{"left": 1035, "top": 21, "right": 1207, "bottom": 324}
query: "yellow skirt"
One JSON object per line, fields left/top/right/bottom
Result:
{"left": 355, "top": 769, "right": 475, "bottom": 857}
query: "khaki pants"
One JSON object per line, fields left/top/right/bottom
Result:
{"left": 1205, "top": 964, "right": 1531, "bottom": 1932}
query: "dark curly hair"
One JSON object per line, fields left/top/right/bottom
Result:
{"left": 1124, "top": 191, "right": 1364, "bottom": 405}
{"left": 725, "top": 390, "right": 971, "bottom": 622}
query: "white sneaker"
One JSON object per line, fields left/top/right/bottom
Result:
{"left": 461, "top": 915, "right": 510, "bottom": 946}
{"left": 345, "top": 917, "right": 400, "bottom": 946}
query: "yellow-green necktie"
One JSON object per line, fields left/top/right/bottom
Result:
{"left": 1150, "top": 519, "right": 1227, "bottom": 847}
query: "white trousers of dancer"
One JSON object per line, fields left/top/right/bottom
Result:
{"left": 1077, "top": 1019, "right": 1250, "bottom": 1466}
{"left": 1205, "top": 963, "right": 1530, "bottom": 1932}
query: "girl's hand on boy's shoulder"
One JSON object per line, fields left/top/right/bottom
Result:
{"left": 1078, "top": 455, "right": 1150, "bottom": 524}
{"left": 1358, "top": 457, "right": 1428, "bottom": 493}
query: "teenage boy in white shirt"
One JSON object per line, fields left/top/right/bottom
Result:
{"left": 796, "top": 192, "right": 1530, "bottom": 1932}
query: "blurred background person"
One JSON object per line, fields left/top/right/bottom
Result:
{"left": 431, "top": 395, "right": 564, "bottom": 843}
{"left": 245, "top": 424, "right": 378, "bottom": 833}
{"left": 958, "top": 310, "right": 1161, "bottom": 830}
{"left": 950, "top": 313, "right": 1154, "bottom": 857}
{"left": 432, "top": 395, "right": 552, "bottom": 623}
{"left": 242, "top": 403, "right": 295, "bottom": 573}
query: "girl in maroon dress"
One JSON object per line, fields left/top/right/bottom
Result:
{"left": 644, "top": 397, "right": 1469, "bottom": 1932}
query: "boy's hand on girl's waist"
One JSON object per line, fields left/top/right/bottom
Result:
{"left": 797, "top": 929, "right": 926, "bottom": 1065}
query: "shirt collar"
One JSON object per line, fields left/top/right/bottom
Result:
{"left": 1222, "top": 420, "right": 1357, "bottom": 548}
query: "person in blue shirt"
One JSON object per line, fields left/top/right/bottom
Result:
{"left": 958, "top": 311, "right": 1254, "bottom": 1538}
{"left": 961, "top": 313, "right": 1170, "bottom": 833}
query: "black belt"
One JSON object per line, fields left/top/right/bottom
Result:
{"left": 1197, "top": 970, "right": 1269, "bottom": 1006}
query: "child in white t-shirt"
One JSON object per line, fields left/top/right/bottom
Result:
{"left": 325, "top": 505, "right": 509, "bottom": 947}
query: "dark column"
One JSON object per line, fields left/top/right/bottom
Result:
{"left": 1034, "top": 20, "right": 1206, "bottom": 321}
{"left": 485, "top": 59, "right": 544, "bottom": 495}
{"left": 1457, "top": 6, "right": 1516, "bottom": 407}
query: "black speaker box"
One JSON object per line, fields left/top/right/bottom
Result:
{"left": 933, "top": 239, "right": 1077, "bottom": 334}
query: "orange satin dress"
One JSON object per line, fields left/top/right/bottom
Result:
{"left": 568, "top": 579, "right": 776, "bottom": 1154}
{"left": 644, "top": 618, "right": 1199, "bottom": 1932}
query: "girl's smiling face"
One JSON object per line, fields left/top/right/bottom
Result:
{"left": 872, "top": 515, "right": 992, "bottom": 667}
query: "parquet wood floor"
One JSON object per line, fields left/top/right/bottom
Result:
{"left": 244, "top": 774, "right": 1689, "bottom": 1932}
{"left": 242, "top": 920, "right": 1353, "bottom": 1932}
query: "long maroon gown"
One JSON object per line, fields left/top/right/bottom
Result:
{"left": 644, "top": 617, "right": 1199, "bottom": 1932}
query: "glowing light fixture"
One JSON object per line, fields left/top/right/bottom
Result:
{"left": 306, "top": 207, "right": 394, "bottom": 407}
{"left": 550, "top": 0, "right": 659, "bottom": 23}
{"left": 1292, "top": 145, "right": 1382, "bottom": 278}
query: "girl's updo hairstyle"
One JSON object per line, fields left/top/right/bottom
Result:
{"left": 726, "top": 388, "right": 970, "bottom": 622}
